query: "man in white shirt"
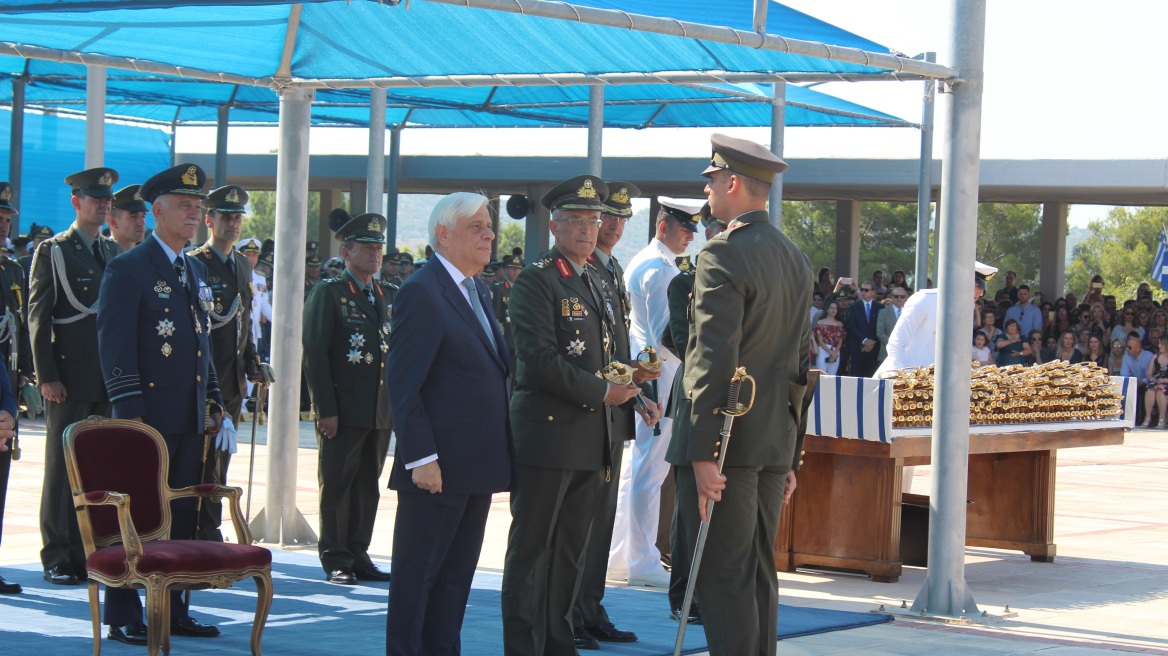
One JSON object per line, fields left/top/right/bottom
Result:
{"left": 610, "top": 197, "right": 699, "bottom": 587}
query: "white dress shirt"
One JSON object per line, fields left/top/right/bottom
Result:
{"left": 624, "top": 238, "right": 683, "bottom": 363}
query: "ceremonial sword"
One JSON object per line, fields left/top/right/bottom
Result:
{"left": 673, "top": 366, "right": 756, "bottom": 656}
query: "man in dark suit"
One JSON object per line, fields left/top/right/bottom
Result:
{"left": 845, "top": 280, "right": 882, "bottom": 377}
{"left": 30, "top": 168, "right": 122, "bottom": 588}
{"left": 668, "top": 134, "right": 812, "bottom": 656}
{"left": 385, "top": 192, "right": 514, "bottom": 655}
{"left": 302, "top": 210, "right": 393, "bottom": 586}
{"left": 500, "top": 176, "right": 643, "bottom": 656}
{"left": 96, "top": 163, "right": 224, "bottom": 644}
{"left": 187, "top": 185, "right": 260, "bottom": 542}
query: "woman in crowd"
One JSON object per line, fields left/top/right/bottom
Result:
{"left": 1069, "top": 307, "right": 1092, "bottom": 337}
{"left": 889, "top": 270, "right": 913, "bottom": 294}
{"left": 996, "top": 319, "right": 1031, "bottom": 366}
{"left": 978, "top": 310, "right": 1005, "bottom": 361}
{"left": 972, "top": 332, "right": 993, "bottom": 367}
{"left": 1076, "top": 327, "right": 1093, "bottom": 355}
{"left": 1108, "top": 338, "right": 1126, "bottom": 375}
{"left": 1111, "top": 307, "right": 1143, "bottom": 343}
{"left": 1143, "top": 334, "right": 1168, "bottom": 429}
{"left": 1052, "top": 330, "right": 1083, "bottom": 364}
{"left": 815, "top": 267, "right": 834, "bottom": 297}
{"left": 1137, "top": 309, "right": 1152, "bottom": 332}
{"left": 1084, "top": 274, "right": 1105, "bottom": 307}
{"left": 1085, "top": 334, "right": 1108, "bottom": 367}
{"left": 1052, "top": 306, "right": 1073, "bottom": 339}
{"left": 813, "top": 300, "right": 846, "bottom": 375}
{"left": 1026, "top": 330, "right": 1048, "bottom": 366}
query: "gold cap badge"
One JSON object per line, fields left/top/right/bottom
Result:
{"left": 226, "top": 188, "right": 240, "bottom": 203}
{"left": 610, "top": 187, "right": 629, "bottom": 204}
{"left": 367, "top": 216, "right": 382, "bottom": 232}
{"left": 181, "top": 166, "right": 199, "bottom": 186}
{"left": 577, "top": 179, "right": 597, "bottom": 199}
{"left": 132, "top": 189, "right": 143, "bottom": 201}
{"left": 98, "top": 172, "right": 113, "bottom": 186}
{"left": 0, "top": 187, "right": 10, "bottom": 202}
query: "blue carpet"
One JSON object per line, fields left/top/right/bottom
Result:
{"left": 0, "top": 550, "right": 891, "bottom": 655}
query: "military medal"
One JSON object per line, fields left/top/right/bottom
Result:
{"left": 198, "top": 282, "right": 215, "bottom": 313}
{"left": 380, "top": 340, "right": 388, "bottom": 353}
{"left": 347, "top": 349, "right": 363, "bottom": 364}
{"left": 161, "top": 343, "right": 173, "bottom": 357}
{"left": 154, "top": 280, "right": 172, "bottom": 298}
{"left": 561, "top": 299, "right": 570, "bottom": 317}
{"left": 365, "top": 353, "right": 373, "bottom": 364}
{"left": 566, "top": 339, "right": 586, "bottom": 356}
{"left": 350, "top": 332, "right": 366, "bottom": 348}
{"left": 156, "top": 318, "right": 176, "bottom": 337}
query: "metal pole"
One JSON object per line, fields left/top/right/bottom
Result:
{"left": 915, "top": 53, "right": 937, "bottom": 290}
{"left": 367, "top": 88, "right": 386, "bottom": 216}
{"left": 8, "top": 70, "right": 25, "bottom": 233}
{"left": 85, "top": 65, "right": 105, "bottom": 168}
{"left": 587, "top": 85, "right": 603, "bottom": 177}
{"left": 250, "top": 86, "right": 318, "bottom": 545}
{"left": 386, "top": 125, "right": 402, "bottom": 247}
{"left": 911, "top": 0, "right": 985, "bottom": 618}
{"left": 769, "top": 80, "right": 786, "bottom": 227}
{"left": 215, "top": 104, "right": 230, "bottom": 187}
{"left": 752, "top": 0, "right": 769, "bottom": 33}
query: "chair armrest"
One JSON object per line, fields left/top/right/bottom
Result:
{"left": 169, "top": 484, "right": 253, "bottom": 545}
{"left": 73, "top": 490, "right": 145, "bottom": 561}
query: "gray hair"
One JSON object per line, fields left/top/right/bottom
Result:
{"left": 429, "top": 192, "right": 489, "bottom": 246}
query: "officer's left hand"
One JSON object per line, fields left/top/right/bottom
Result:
{"left": 635, "top": 399, "right": 661, "bottom": 427}
{"left": 208, "top": 411, "right": 223, "bottom": 436}
{"left": 783, "top": 470, "right": 797, "bottom": 505}
{"left": 0, "top": 410, "right": 14, "bottom": 445}
{"left": 631, "top": 362, "right": 661, "bottom": 384}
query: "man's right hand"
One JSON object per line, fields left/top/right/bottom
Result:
{"left": 604, "top": 383, "right": 640, "bottom": 406}
{"left": 631, "top": 361, "right": 661, "bottom": 384}
{"left": 41, "top": 381, "right": 67, "bottom": 404}
{"left": 316, "top": 416, "right": 339, "bottom": 440}
{"left": 693, "top": 460, "right": 727, "bottom": 523}
{"left": 411, "top": 461, "right": 443, "bottom": 494}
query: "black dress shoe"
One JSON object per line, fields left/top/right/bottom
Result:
{"left": 43, "top": 564, "right": 79, "bottom": 586}
{"left": 108, "top": 622, "right": 148, "bottom": 646}
{"left": 328, "top": 569, "right": 357, "bottom": 585}
{"left": 573, "top": 626, "right": 600, "bottom": 650}
{"left": 353, "top": 564, "right": 392, "bottom": 582}
{"left": 670, "top": 606, "right": 703, "bottom": 624}
{"left": 171, "top": 616, "right": 220, "bottom": 638}
{"left": 584, "top": 621, "right": 638, "bottom": 642}
{"left": 0, "top": 575, "right": 21, "bottom": 594}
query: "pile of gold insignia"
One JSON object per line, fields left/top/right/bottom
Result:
{"left": 891, "top": 361, "right": 1124, "bottom": 428}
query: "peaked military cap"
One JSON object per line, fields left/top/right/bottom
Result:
{"left": 334, "top": 212, "right": 386, "bottom": 244}
{"left": 258, "top": 251, "right": 274, "bottom": 268}
{"left": 483, "top": 261, "right": 498, "bottom": 276}
{"left": 65, "top": 167, "right": 119, "bottom": 199}
{"left": 699, "top": 202, "right": 725, "bottom": 229}
{"left": 974, "top": 260, "right": 999, "bottom": 290}
{"left": 28, "top": 223, "right": 54, "bottom": 240}
{"left": 306, "top": 240, "right": 319, "bottom": 253}
{"left": 501, "top": 254, "right": 524, "bottom": 268}
{"left": 657, "top": 196, "right": 703, "bottom": 233}
{"left": 0, "top": 182, "right": 17, "bottom": 214}
{"left": 112, "top": 184, "right": 150, "bottom": 213}
{"left": 601, "top": 181, "right": 640, "bottom": 217}
{"left": 395, "top": 251, "right": 415, "bottom": 265}
{"left": 701, "top": 133, "right": 789, "bottom": 182}
{"left": 141, "top": 163, "right": 207, "bottom": 203}
{"left": 236, "top": 237, "right": 262, "bottom": 253}
{"left": 306, "top": 253, "right": 323, "bottom": 267}
{"left": 203, "top": 184, "right": 249, "bottom": 214}
{"left": 541, "top": 175, "right": 608, "bottom": 212}
{"left": 11, "top": 235, "right": 31, "bottom": 249}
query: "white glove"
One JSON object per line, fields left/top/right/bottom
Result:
{"left": 215, "top": 416, "right": 238, "bottom": 454}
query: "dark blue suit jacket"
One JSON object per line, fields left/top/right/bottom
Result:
{"left": 845, "top": 299, "right": 881, "bottom": 354}
{"left": 387, "top": 258, "right": 514, "bottom": 495}
{"left": 96, "top": 237, "right": 223, "bottom": 434}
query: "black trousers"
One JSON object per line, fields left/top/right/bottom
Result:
{"left": 573, "top": 441, "right": 623, "bottom": 629}
{"left": 317, "top": 425, "right": 391, "bottom": 573}
{"left": 104, "top": 431, "right": 204, "bottom": 626}
{"left": 197, "top": 366, "right": 244, "bottom": 542}
{"left": 40, "top": 399, "right": 110, "bottom": 571}
{"left": 501, "top": 465, "right": 603, "bottom": 656}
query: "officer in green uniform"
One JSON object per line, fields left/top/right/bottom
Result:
{"left": 490, "top": 253, "right": 523, "bottom": 375}
{"left": 500, "top": 175, "right": 648, "bottom": 656}
{"left": 0, "top": 181, "right": 30, "bottom": 595}
{"left": 29, "top": 168, "right": 122, "bottom": 587}
{"left": 305, "top": 253, "right": 323, "bottom": 298}
{"left": 187, "top": 185, "right": 261, "bottom": 541}
{"left": 18, "top": 223, "right": 54, "bottom": 311}
{"left": 667, "top": 134, "right": 813, "bottom": 656}
{"left": 302, "top": 211, "right": 393, "bottom": 585}
{"left": 108, "top": 184, "right": 148, "bottom": 253}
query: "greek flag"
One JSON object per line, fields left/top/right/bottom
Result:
{"left": 1153, "top": 228, "right": 1168, "bottom": 289}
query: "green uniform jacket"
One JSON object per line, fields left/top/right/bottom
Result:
{"left": 590, "top": 249, "right": 638, "bottom": 443}
{"left": 28, "top": 226, "right": 121, "bottom": 402}
{"left": 302, "top": 271, "right": 392, "bottom": 430}
{"left": 509, "top": 248, "right": 613, "bottom": 471}
{"left": 0, "top": 256, "right": 32, "bottom": 386}
{"left": 664, "top": 267, "right": 695, "bottom": 418}
{"left": 668, "top": 210, "right": 813, "bottom": 471}
{"left": 186, "top": 243, "right": 257, "bottom": 405}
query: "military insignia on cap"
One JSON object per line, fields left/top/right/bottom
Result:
{"left": 181, "top": 166, "right": 199, "bottom": 186}
{"left": 566, "top": 339, "right": 586, "bottom": 356}
{"left": 226, "top": 188, "right": 241, "bottom": 204}
{"left": 156, "top": 319, "right": 176, "bottom": 337}
{"left": 133, "top": 189, "right": 143, "bottom": 201}
{"left": 367, "top": 216, "right": 381, "bottom": 232}
{"left": 98, "top": 171, "right": 113, "bottom": 186}
{"left": 0, "top": 187, "right": 10, "bottom": 202}
{"left": 577, "top": 179, "right": 597, "bottom": 199}
{"left": 610, "top": 187, "right": 629, "bottom": 204}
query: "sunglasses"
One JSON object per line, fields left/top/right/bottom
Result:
{"left": 860, "top": 287, "right": 873, "bottom": 293}
{"left": 892, "top": 295, "right": 907, "bottom": 300}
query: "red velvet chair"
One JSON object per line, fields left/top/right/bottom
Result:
{"left": 63, "top": 417, "right": 274, "bottom": 655}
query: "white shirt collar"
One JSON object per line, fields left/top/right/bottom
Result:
{"left": 152, "top": 231, "right": 181, "bottom": 264}
{"left": 434, "top": 251, "right": 473, "bottom": 303}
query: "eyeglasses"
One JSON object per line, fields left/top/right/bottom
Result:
{"left": 602, "top": 215, "right": 629, "bottom": 224}
{"left": 892, "top": 294, "right": 907, "bottom": 300}
{"left": 860, "top": 287, "right": 873, "bottom": 293}
{"left": 1030, "top": 338, "right": 1042, "bottom": 342}
{"left": 553, "top": 217, "right": 602, "bottom": 230}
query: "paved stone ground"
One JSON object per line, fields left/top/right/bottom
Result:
{"left": 2, "top": 417, "right": 1165, "bottom": 655}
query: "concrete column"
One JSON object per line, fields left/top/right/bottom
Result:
{"left": 588, "top": 86, "right": 603, "bottom": 177}
{"left": 8, "top": 73, "right": 25, "bottom": 234}
{"left": 1039, "top": 202, "right": 1068, "bottom": 300}
{"left": 318, "top": 188, "right": 339, "bottom": 258}
{"left": 85, "top": 66, "right": 105, "bottom": 168}
{"left": 834, "top": 200, "right": 861, "bottom": 279}
{"left": 524, "top": 184, "right": 550, "bottom": 258}
{"left": 250, "top": 86, "right": 317, "bottom": 546}
{"left": 769, "top": 80, "right": 786, "bottom": 227}
{"left": 350, "top": 180, "right": 367, "bottom": 215}
{"left": 489, "top": 194, "right": 501, "bottom": 261}
{"left": 367, "top": 89, "right": 386, "bottom": 216}
{"left": 386, "top": 126, "right": 402, "bottom": 247}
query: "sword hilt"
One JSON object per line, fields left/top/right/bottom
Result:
{"left": 717, "top": 367, "right": 755, "bottom": 417}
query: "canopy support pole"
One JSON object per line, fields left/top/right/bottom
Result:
{"left": 752, "top": 0, "right": 769, "bottom": 33}
{"left": 8, "top": 65, "right": 26, "bottom": 232}
{"left": 769, "top": 80, "right": 786, "bottom": 227}
{"left": 85, "top": 65, "right": 104, "bottom": 168}
{"left": 215, "top": 104, "right": 230, "bottom": 187}
{"left": 367, "top": 89, "right": 386, "bottom": 217}
{"left": 250, "top": 86, "right": 318, "bottom": 547}
{"left": 386, "top": 124, "right": 403, "bottom": 248}
{"left": 587, "top": 85, "right": 603, "bottom": 177}
{"left": 912, "top": 0, "right": 986, "bottom": 619}
{"left": 915, "top": 52, "right": 937, "bottom": 290}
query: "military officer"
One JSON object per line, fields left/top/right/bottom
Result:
{"left": 108, "top": 184, "right": 149, "bottom": 252}
{"left": 305, "top": 253, "right": 324, "bottom": 298}
{"left": 255, "top": 249, "right": 274, "bottom": 360}
{"left": 667, "top": 134, "right": 812, "bottom": 656}
{"left": 302, "top": 211, "right": 393, "bottom": 586}
{"left": 500, "top": 175, "right": 646, "bottom": 656}
{"left": 29, "top": 168, "right": 122, "bottom": 587}
{"left": 188, "top": 185, "right": 261, "bottom": 541}
{"left": 96, "top": 162, "right": 225, "bottom": 643}
{"left": 395, "top": 251, "right": 415, "bottom": 281}
{"left": 490, "top": 253, "right": 522, "bottom": 375}
{"left": 18, "top": 223, "right": 54, "bottom": 310}
{"left": 0, "top": 182, "right": 28, "bottom": 595}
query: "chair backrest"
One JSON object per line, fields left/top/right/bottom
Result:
{"left": 63, "top": 417, "right": 172, "bottom": 551}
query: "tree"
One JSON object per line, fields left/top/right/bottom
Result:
{"left": 1067, "top": 206, "right": 1168, "bottom": 301}
{"left": 781, "top": 200, "right": 836, "bottom": 276}
{"left": 974, "top": 203, "right": 1041, "bottom": 287}
{"left": 241, "top": 190, "right": 322, "bottom": 244}
{"left": 496, "top": 221, "right": 525, "bottom": 259}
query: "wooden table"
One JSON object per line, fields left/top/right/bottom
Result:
{"left": 773, "top": 428, "right": 1124, "bottom": 583}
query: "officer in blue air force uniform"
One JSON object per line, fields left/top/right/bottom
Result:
{"left": 95, "top": 163, "right": 225, "bottom": 645}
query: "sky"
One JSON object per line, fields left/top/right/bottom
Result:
{"left": 176, "top": 0, "right": 1168, "bottom": 228}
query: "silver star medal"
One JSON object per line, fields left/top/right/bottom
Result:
{"left": 566, "top": 339, "right": 586, "bottom": 356}
{"left": 156, "top": 318, "right": 175, "bottom": 337}
{"left": 349, "top": 332, "right": 366, "bottom": 348}
{"left": 347, "top": 349, "right": 363, "bottom": 364}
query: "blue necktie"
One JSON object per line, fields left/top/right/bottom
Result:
{"left": 464, "top": 277, "right": 498, "bottom": 351}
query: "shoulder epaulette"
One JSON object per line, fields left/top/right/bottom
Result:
{"left": 532, "top": 256, "right": 553, "bottom": 269}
